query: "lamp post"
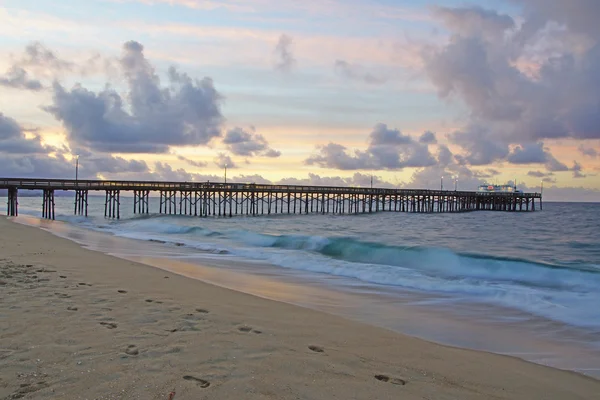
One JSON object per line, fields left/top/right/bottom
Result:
{"left": 224, "top": 163, "right": 227, "bottom": 184}
{"left": 75, "top": 154, "right": 79, "bottom": 181}
{"left": 454, "top": 175, "right": 458, "bottom": 191}
{"left": 370, "top": 175, "right": 373, "bottom": 189}
{"left": 440, "top": 176, "right": 444, "bottom": 191}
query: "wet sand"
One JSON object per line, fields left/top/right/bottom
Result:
{"left": 1, "top": 216, "right": 599, "bottom": 399}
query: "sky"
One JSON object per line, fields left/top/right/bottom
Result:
{"left": 0, "top": 0, "right": 599, "bottom": 201}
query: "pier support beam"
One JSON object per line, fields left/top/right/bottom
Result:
{"left": 42, "top": 189, "right": 55, "bottom": 220}
{"left": 159, "top": 191, "right": 177, "bottom": 215}
{"left": 133, "top": 190, "right": 150, "bottom": 214}
{"left": 74, "top": 190, "right": 88, "bottom": 216}
{"left": 7, "top": 187, "right": 18, "bottom": 216}
{"left": 104, "top": 190, "right": 120, "bottom": 219}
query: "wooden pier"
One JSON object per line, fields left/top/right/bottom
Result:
{"left": 0, "top": 178, "right": 542, "bottom": 220}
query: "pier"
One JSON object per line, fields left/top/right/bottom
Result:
{"left": 1, "top": 178, "right": 542, "bottom": 220}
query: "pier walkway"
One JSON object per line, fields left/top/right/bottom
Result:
{"left": 1, "top": 178, "right": 542, "bottom": 220}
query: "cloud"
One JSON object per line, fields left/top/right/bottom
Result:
{"left": 527, "top": 170, "right": 553, "bottom": 178}
{"left": 222, "top": 127, "right": 281, "bottom": 157}
{"left": 231, "top": 174, "right": 272, "bottom": 184}
{"left": 44, "top": 41, "right": 224, "bottom": 153}
{"left": 572, "top": 160, "right": 586, "bottom": 178}
{"left": 0, "top": 113, "right": 155, "bottom": 179}
{"left": 506, "top": 142, "right": 568, "bottom": 171}
{"left": 424, "top": 2, "right": 600, "bottom": 168}
{"left": 0, "top": 112, "right": 48, "bottom": 154}
{"left": 334, "top": 60, "right": 386, "bottom": 85}
{"left": 450, "top": 125, "right": 509, "bottom": 165}
{"left": 176, "top": 155, "right": 208, "bottom": 168}
{"left": 274, "top": 34, "right": 296, "bottom": 72}
{"left": 20, "top": 42, "right": 75, "bottom": 71}
{"left": 214, "top": 153, "right": 236, "bottom": 169}
{"left": 578, "top": 144, "right": 598, "bottom": 158}
{"left": 419, "top": 130, "right": 437, "bottom": 144}
{"left": 0, "top": 42, "right": 77, "bottom": 91}
{"left": 306, "top": 123, "right": 436, "bottom": 170}
{"left": 0, "top": 66, "right": 43, "bottom": 91}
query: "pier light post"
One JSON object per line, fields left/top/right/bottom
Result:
{"left": 441, "top": 176, "right": 444, "bottom": 191}
{"left": 75, "top": 154, "right": 79, "bottom": 181}
{"left": 454, "top": 175, "right": 458, "bottom": 191}
{"left": 224, "top": 163, "right": 227, "bottom": 184}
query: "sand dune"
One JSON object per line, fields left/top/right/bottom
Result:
{"left": 0, "top": 216, "right": 598, "bottom": 399}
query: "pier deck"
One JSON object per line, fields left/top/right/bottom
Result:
{"left": 1, "top": 178, "right": 542, "bottom": 219}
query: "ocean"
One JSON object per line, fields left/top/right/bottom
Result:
{"left": 11, "top": 195, "right": 600, "bottom": 377}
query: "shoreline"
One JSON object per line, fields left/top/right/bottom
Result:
{"left": 1, "top": 216, "right": 600, "bottom": 399}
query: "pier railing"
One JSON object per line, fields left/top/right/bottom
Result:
{"left": 0, "top": 177, "right": 542, "bottom": 219}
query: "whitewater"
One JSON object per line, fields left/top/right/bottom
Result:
{"left": 12, "top": 196, "right": 600, "bottom": 376}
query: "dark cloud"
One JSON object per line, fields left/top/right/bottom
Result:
{"left": 306, "top": 123, "right": 436, "bottom": 170}
{"left": 436, "top": 144, "right": 453, "bottom": 166}
{"left": 80, "top": 155, "right": 149, "bottom": 176}
{"left": 214, "top": 153, "right": 236, "bottom": 169}
{"left": 506, "top": 142, "right": 569, "bottom": 172}
{"left": 176, "top": 155, "right": 207, "bottom": 168}
{"left": 425, "top": 2, "right": 600, "bottom": 168}
{"left": 274, "top": 34, "right": 296, "bottom": 73}
{"left": 578, "top": 144, "right": 598, "bottom": 158}
{"left": 0, "top": 112, "right": 47, "bottom": 154}
{"left": 419, "top": 131, "right": 437, "bottom": 144}
{"left": 572, "top": 161, "right": 586, "bottom": 178}
{"left": 450, "top": 125, "right": 509, "bottom": 165}
{"left": 223, "top": 127, "right": 281, "bottom": 157}
{"left": 527, "top": 170, "right": 553, "bottom": 178}
{"left": 1, "top": 153, "right": 74, "bottom": 179}
{"left": 0, "top": 66, "right": 43, "bottom": 91}
{"left": 334, "top": 60, "right": 386, "bottom": 85}
{"left": 45, "top": 41, "right": 224, "bottom": 154}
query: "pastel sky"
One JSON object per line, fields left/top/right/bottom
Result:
{"left": 0, "top": 0, "right": 599, "bottom": 201}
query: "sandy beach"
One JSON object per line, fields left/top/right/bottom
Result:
{"left": 0, "top": 216, "right": 599, "bottom": 399}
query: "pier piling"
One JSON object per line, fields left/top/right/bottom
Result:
{"left": 7, "top": 187, "right": 18, "bottom": 217}
{"left": 74, "top": 190, "right": 88, "bottom": 216}
{"left": 42, "top": 189, "right": 55, "bottom": 220}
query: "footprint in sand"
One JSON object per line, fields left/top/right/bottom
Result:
{"left": 54, "top": 293, "right": 71, "bottom": 299}
{"left": 117, "top": 290, "right": 127, "bottom": 294}
{"left": 183, "top": 375, "right": 210, "bottom": 388}
{"left": 67, "top": 306, "right": 78, "bottom": 311}
{"left": 59, "top": 276, "right": 67, "bottom": 279}
{"left": 100, "top": 322, "right": 118, "bottom": 329}
{"left": 124, "top": 345, "right": 139, "bottom": 356}
{"left": 145, "top": 299, "right": 154, "bottom": 303}
{"left": 374, "top": 374, "right": 406, "bottom": 385}
{"left": 238, "top": 326, "right": 262, "bottom": 334}
{"left": 308, "top": 345, "right": 324, "bottom": 353}
{"left": 195, "top": 308, "right": 209, "bottom": 314}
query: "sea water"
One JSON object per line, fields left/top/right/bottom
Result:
{"left": 11, "top": 195, "right": 600, "bottom": 377}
